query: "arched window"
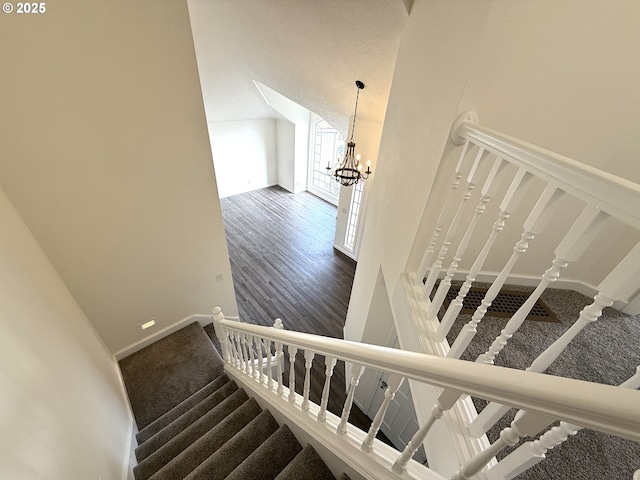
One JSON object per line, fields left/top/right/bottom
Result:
{"left": 307, "top": 118, "right": 344, "bottom": 205}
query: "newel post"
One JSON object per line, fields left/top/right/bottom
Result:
{"left": 212, "top": 306, "right": 231, "bottom": 362}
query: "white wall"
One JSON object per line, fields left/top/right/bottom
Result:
{"left": 346, "top": 0, "right": 640, "bottom": 343}
{"left": 276, "top": 120, "right": 297, "bottom": 192}
{"left": 208, "top": 119, "right": 278, "bottom": 198}
{"left": 255, "top": 82, "right": 311, "bottom": 194}
{"left": 0, "top": 0, "right": 237, "bottom": 353}
{"left": 0, "top": 186, "right": 131, "bottom": 480}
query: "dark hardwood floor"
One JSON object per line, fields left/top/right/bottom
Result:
{"left": 220, "top": 186, "right": 378, "bottom": 433}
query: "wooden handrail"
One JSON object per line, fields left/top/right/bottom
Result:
{"left": 216, "top": 317, "right": 640, "bottom": 443}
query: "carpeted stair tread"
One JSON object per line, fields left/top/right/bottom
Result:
{"left": 275, "top": 444, "right": 337, "bottom": 480}
{"left": 135, "top": 380, "right": 239, "bottom": 461}
{"left": 225, "top": 424, "right": 302, "bottom": 480}
{"left": 136, "top": 373, "right": 229, "bottom": 445}
{"left": 120, "top": 322, "right": 225, "bottom": 429}
{"left": 133, "top": 390, "right": 252, "bottom": 480}
{"left": 183, "top": 409, "right": 280, "bottom": 480}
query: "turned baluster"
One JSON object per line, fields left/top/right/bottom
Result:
{"left": 247, "top": 334, "right": 257, "bottom": 379}
{"left": 442, "top": 169, "right": 533, "bottom": 348}
{"left": 486, "top": 366, "right": 640, "bottom": 480}
{"left": 431, "top": 156, "right": 508, "bottom": 314}
{"left": 392, "top": 388, "right": 461, "bottom": 473}
{"left": 439, "top": 185, "right": 564, "bottom": 346}
{"left": 287, "top": 346, "right": 298, "bottom": 403}
{"left": 241, "top": 333, "right": 252, "bottom": 376}
{"left": 421, "top": 148, "right": 490, "bottom": 301}
{"left": 450, "top": 411, "right": 554, "bottom": 480}
{"left": 337, "top": 364, "right": 364, "bottom": 435}
{"left": 361, "top": 374, "right": 404, "bottom": 452}
{"left": 227, "top": 330, "right": 239, "bottom": 367}
{"left": 265, "top": 338, "right": 273, "bottom": 390}
{"left": 478, "top": 206, "right": 610, "bottom": 365}
{"left": 318, "top": 356, "right": 337, "bottom": 423}
{"left": 302, "top": 350, "right": 315, "bottom": 412}
{"left": 274, "top": 318, "right": 284, "bottom": 396}
{"left": 233, "top": 332, "right": 246, "bottom": 371}
{"left": 256, "top": 338, "right": 264, "bottom": 384}
{"left": 471, "top": 242, "right": 640, "bottom": 436}
{"left": 417, "top": 140, "right": 472, "bottom": 282}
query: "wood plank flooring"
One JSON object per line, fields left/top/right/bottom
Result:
{"left": 220, "top": 186, "right": 378, "bottom": 432}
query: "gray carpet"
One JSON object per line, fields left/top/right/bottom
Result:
{"left": 120, "top": 321, "right": 345, "bottom": 480}
{"left": 444, "top": 284, "right": 640, "bottom": 479}
{"left": 119, "top": 322, "right": 224, "bottom": 429}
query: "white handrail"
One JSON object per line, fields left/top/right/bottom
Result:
{"left": 450, "top": 113, "right": 640, "bottom": 230}
{"left": 216, "top": 318, "right": 640, "bottom": 443}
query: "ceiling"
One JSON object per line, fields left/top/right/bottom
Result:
{"left": 187, "top": 0, "right": 408, "bottom": 135}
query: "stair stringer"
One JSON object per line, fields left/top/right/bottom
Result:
{"left": 390, "top": 273, "right": 494, "bottom": 478}
{"left": 223, "top": 365, "right": 444, "bottom": 480}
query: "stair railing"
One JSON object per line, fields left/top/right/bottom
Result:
{"left": 212, "top": 308, "right": 640, "bottom": 480}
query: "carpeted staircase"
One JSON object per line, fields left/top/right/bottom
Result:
{"left": 119, "top": 322, "right": 350, "bottom": 480}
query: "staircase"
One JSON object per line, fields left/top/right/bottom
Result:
{"left": 120, "top": 322, "right": 349, "bottom": 480}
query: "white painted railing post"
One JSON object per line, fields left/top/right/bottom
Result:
{"left": 211, "top": 306, "right": 231, "bottom": 362}
{"left": 288, "top": 346, "right": 298, "bottom": 404}
{"left": 361, "top": 374, "right": 404, "bottom": 452}
{"left": 274, "top": 318, "right": 284, "bottom": 396}
{"left": 302, "top": 350, "right": 315, "bottom": 412}
{"left": 337, "top": 364, "right": 364, "bottom": 435}
{"left": 318, "top": 356, "right": 337, "bottom": 423}
{"left": 265, "top": 338, "right": 274, "bottom": 390}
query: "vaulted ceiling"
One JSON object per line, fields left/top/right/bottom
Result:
{"left": 188, "top": 0, "right": 408, "bottom": 135}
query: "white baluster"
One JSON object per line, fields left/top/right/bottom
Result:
{"left": 227, "top": 330, "right": 239, "bottom": 367}
{"left": 247, "top": 334, "right": 257, "bottom": 379}
{"left": 265, "top": 338, "right": 273, "bottom": 390}
{"left": 242, "top": 333, "right": 252, "bottom": 376}
{"left": 417, "top": 140, "right": 472, "bottom": 282}
{"left": 478, "top": 206, "right": 610, "bottom": 365}
{"left": 256, "top": 338, "right": 264, "bottom": 384}
{"left": 361, "top": 374, "right": 404, "bottom": 452}
{"left": 450, "top": 411, "right": 553, "bottom": 480}
{"left": 421, "top": 148, "right": 490, "bottom": 301}
{"left": 337, "top": 364, "right": 364, "bottom": 435}
{"left": 487, "top": 366, "right": 640, "bottom": 480}
{"left": 442, "top": 169, "right": 533, "bottom": 348}
{"left": 234, "top": 332, "right": 246, "bottom": 371}
{"left": 318, "top": 356, "right": 337, "bottom": 423}
{"left": 274, "top": 318, "right": 284, "bottom": 396}
{"left": 302, "top": 350, "right": 315, "bottom": 412}
{"left": 288, "top": 346, "right": 298, "bottom": 404}
{"left": 392, "top": 388, "right": 461, "bottom": 473}
{"left": 431, "top": 156, "right": 508, "bottom": 314}
{"left": 438, "top": 185, "right": 564, "bottom": 344}
{"left": 472, "top": 244, "right": 640, "bottom": 436}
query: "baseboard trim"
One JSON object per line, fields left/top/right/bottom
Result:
{"left": 448, "top": 270, "right": 627, "bottom": 311}
{"left": 114, "top": 314, "right": 212, "bottom": 360}
{"left": 113, "top": 358, "right": 136, "bottom": 480}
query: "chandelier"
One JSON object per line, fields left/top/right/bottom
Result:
{"left": 326, "top": 80, "right": 372, "bottom": 187}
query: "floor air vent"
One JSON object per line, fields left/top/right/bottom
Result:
{"left": 442, "top": 285, "right": 559, "bottom": 323}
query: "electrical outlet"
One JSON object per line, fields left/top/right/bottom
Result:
{"left": 216, "top": 273, "right": 224, "bottom": 282}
